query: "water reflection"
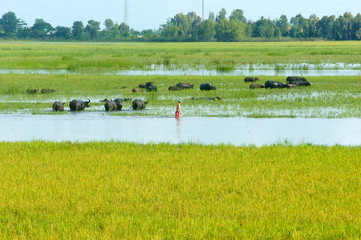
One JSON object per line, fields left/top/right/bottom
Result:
{"left": 1, "top": 114, "right": 361, "bottom": 146}
{"left": 1, "top": 64, "right": 361, "bottom": 77}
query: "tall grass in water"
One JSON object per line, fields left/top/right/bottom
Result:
{"left": 0, "top": 142, "right": 361, "bottom": 238}
{"left": 1, "top": 74, "right": 361, "bottom": 117}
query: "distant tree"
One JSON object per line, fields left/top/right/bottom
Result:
{"left": 353, "top": 13, "right": 361, "bottom": 39}
{"left": 16, "top": 27, "right": 31, "bottom": 39}
{"left": 104, "top": 19, "right": 114, "bottom": 30}
{"left": 229, "top": 9, "right": 247, "bottom": 23}
{"left": 72, "top": 21, "right": 84, "bottom": 39}
{"left": 198, "top": 19, "right": 216, "bottom": 41}
{"left": 119, "top": 22, "right": 130, "bottom": 37}
{"left": 1, "top": 11, "right": 24, "bottom": 36}
{"left": 253, "top": 17, "right": 277, "bottom": 38}
{"left": 55, "top": 26, "right": 71, "bottom": 39}
{"left": 216, "top": 8, "right": 227, "bottom": 22}
{"left": 316, "top": 15, "right": 335, "bottom": 39}
{"left": 85, "top": 20, "right": 100, "bottom": 39}
{"left": 208, "top": 12, "right": 215, "bottom": 22}
{"left": 275, "top": 15, "right": 290, "bottom": 37}
{"left": 31, "top": 18, "right": 53, "bottom": 38}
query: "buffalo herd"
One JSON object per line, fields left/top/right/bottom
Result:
{"left": 51, "top": 76, "right": 309, "bottom": 112}
{"left": 246, "top": 76, "right": 311, "bottom": 89}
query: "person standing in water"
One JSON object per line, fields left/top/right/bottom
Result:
{"left": 175, "top": 100, "right": 182, "bottom": 118}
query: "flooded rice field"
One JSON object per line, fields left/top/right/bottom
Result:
{"left": 1, "top": 113, "right": 361, "bottom": 146}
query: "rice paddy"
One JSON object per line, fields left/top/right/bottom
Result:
{"left": 1, "top": 41, "right": 361, "bottom": 71}
{"left": 0, "top": 142, "right": 361, "bottom": 239}
{"left": 1, "top": 41, "right": 361, "bottom": 238}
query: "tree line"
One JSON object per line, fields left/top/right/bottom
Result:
{"left": 1, "top": 9, "right": 361, "bottom": 42}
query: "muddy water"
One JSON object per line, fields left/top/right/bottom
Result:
{"left": 1, "top": 114, "right": 361, "bottom": 146}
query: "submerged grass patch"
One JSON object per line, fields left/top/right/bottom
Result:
{"left": 0, "top": 142, "right": 361, "bottom": 238}
{"left": 0, "top": 74, "right": 361, "bottom": 117}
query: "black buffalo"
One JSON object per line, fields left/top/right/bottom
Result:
{"left": 176, "top": 83, "right": 193, "bottom": 89}
{"left": 99, "top": 99, "right": 121, "bottom": 111}
{"left": 191, "top": 97, "right": 221, "bottom": 100}
{"left": 169, "top": 86, "right": 183, "bottom": 91}
{"left": 146, "top": 84, "right": 157, "bottom": 92}
{"left": 69, "top": 99, "right": 90, "bottom": 111}
{"left": 52, "top": 101, "right": 65, "bottom": 111}
{"left": 249, "top": 84, "right": 265, "bottom": 89}
{"left": 244, "top": 77, "right": 260, "bottom": 82}
{"left": 27, "top": 89, "right": 39, "bottom": 94}
{"left": 265, "top": 81, "right": 288, "bottom": 89}
{"left": 286, "top": 76, "right": 311, "bottom": 86}
{"left": 132, "top": 99, "right": 148, "bottom": 110}
{"left": 200, "top": 83, "right": 216, "bottom": 91}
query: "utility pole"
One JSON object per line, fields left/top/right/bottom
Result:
{"left": 202, "top": 0, "right": 205, "bottom": 20}
{"left": 124, "top": 0, "right": 128, "bottom": 24}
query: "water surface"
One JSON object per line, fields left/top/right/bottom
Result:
{"left": 1, "top": 114, "right": 361, "bottom": 146}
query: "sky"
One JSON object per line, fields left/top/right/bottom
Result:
{"left": 2, "top": 0, "right": 360, "bottom": 30}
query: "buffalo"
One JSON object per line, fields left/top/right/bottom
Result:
{"left": 265, "top": 81, "right": 288, "bottom": 89}
{"left": 176, "top": 83, "right": 193, "bottom": 89}
{"left": 41, "top": 88, "right": 56, "bottom": 93}
{"left": 27, "top": 89, "right": 39, "bottom": 94}
{"left": 200, "top": 83, "right": 216, "bottom": 91}
{"left": 138, "top": 84, "right": 146, "bottom": 89}
{"left": 99, "top": 99, "right": 121, "bottom": 111}
{"left": 250, "top": 84, "right": 265, "bottom": 89}
{"left": 169, "top": 86, "right": 183, "bottom": 91}
{"left": 191, "top": 97, "right": 221, "bottom": 100}
{"left": 132, "top": 88, "right": 143, "bottom": 93}
{"left": 286, "top": 76, "right": 311, "bottom": 86}
{"left": 146, "top": 84, "right": 157, "bottom": 92}
{"left": 132, "top": 99, "right": 148, "bottom": 110}
{"left": 244, "top": 77, "right": 260, "bottom": 82}
{"left": 52, "top": 101, "right": 65, "bottom": 111}
{"left": 69, "top": 99, "right": 90, "bottom": 111}
{"left": 145, "top": 82, "right": 157, "bottom": 92}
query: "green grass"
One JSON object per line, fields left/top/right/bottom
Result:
{"left": 1, "top": 41, "right": 361, "bottom": 71}
{"left": 0, "top": 74, "right": 361, "bottom": 117}
{"left": 0, "top": 142, "right": 360, "bottom": 239}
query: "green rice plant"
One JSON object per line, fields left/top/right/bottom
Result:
{"left": 0, "top": 142, "right": 361, "bottom": 238}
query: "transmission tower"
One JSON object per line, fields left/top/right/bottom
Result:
{"left": 202, "top": 0, "right": 205, "bottom": 20}
{"left": 124, "top": 0, "right": 129, "bottom": 24}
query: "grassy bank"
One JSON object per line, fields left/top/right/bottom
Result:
{"left": 0, "top": 74, "right": 361, "bottom": 117}
{"left": 0, "top": 142, "right": 360, "bottom": 238}
{"left": 1, "top": 41, "right": 361, "bottom": 70}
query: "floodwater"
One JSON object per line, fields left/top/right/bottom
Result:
{"left": 1, "top": 62, "right": 361, "bottom": 76}
{"left": 1, "top": 113, "right": 361, "bottom": 146}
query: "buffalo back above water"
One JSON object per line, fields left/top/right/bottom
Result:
{"left": 244, "top": 77, "right": 260, "bottom": 82}
{"left": 250, "top": 84, "right": 265, "bottom": 89}
{"left": 113, "top": 98, "right": 123, "bottom": 111}
{"left": 69, "top": 99, "right": 90, "bottom": 111}
{"left": 52, "top": 101, "right": 65, "bottom": 111}
{"left": 265, "top": 81, "right": 288, "bottom": 89}
{"left": 132, "top": 99, "right": 148, "bottom": 110}
{"left": 176, "top": 83, "right": 193, "bottom": 89}
{"left": 146, "top": 84, "right": 157, "bottom": 92}
{"left": 200, "top": 83, "right": 216, "bottom": 91}
{"left": 169, "top": 86, "right": 183, "bottom": 91}
{"left": 286, "top": 76, "right": 311, "bottom": 86}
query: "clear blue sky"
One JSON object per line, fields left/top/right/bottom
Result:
{"left": 2, "top": 0, "right": 360, "bottom": 30}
